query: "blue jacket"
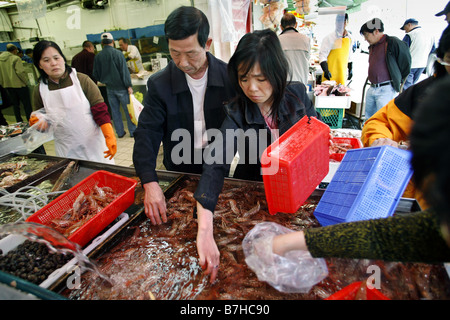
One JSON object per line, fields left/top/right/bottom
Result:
{"left": 133, "top": 52, "right": 235, "bottom": 184}
{"left": 194, "top": 82, "right": 320, "bottom": 212}
{"left": 93, "top": 45, "right": 132, "bottom": 90}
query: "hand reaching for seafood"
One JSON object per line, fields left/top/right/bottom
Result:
{"left": 196, "top": 202, "right": 220, "bottom": 283}
{"left": 143, "top": 181, "right": 167, "bottom": 225}
{"left": 370, "top": 138, "right": 399, "bottom": 148}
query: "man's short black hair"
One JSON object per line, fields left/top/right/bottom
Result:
{"left": 280, "top": 12, "right": 296, "bottom": 29}
{"left": 164, "top": 6, "right": 210, "bottom": 48}
{"left": 360, "top": 18, "right": 384, "bottom": 35}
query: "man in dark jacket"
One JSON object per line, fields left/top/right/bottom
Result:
{"left": 72, "top": 40, "right": 96, "bottom": 82}
{"left": 132, "top": 6, "right": 235, "bottom": 226}
{"left": 360, "top": 18, "right": 411, "bottom": 120}
{"left": 93, "top": 33, "right": 136, "bottom": 138}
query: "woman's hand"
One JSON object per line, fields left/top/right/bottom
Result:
{"left": 196, "top": 202, "right": 220, "bottom": 283}
{"left": 272, "top": 231, "right": 308, "bottom": 256}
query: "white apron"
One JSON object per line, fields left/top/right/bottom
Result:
{"left": 39, "top": 70, "right": 114, "bottom": 164}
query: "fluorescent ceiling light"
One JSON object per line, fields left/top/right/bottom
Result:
{"left": 0, "top": 0, "right": 15, "bottom": 7}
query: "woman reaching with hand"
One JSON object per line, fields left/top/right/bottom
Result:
{"left": 193, "top": 29, "right": 321, "bottom": 282}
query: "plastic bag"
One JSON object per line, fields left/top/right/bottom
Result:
{"left": 242, "top": 222, "right": 328, "bottom": 293}
{"left": 127, "top": 94, "right": 144, "bottom": 125}
{"left": 15, "top": 0, "right": 47, "bottom": 20}
{"left": 0, "top": 111, "right": 55, "bottom": 157}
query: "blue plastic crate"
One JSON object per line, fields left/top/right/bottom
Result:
{"left": 314, "top": 146, "right": 413, "bottom": 226}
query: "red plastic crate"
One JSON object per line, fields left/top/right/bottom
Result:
{"left": 329, "top": 137, "right": 363, "bottom": 162}
{"left": 27, "top": 170, "right": 137, "bottom": 247}
{"left": 261, "top": 116, "right": 330, "bottom": 215}
{"left": 325, "top": 281, "right": 390, "bottom": 300}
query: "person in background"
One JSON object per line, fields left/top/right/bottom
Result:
{"left": 21, "top": 48, "right": 33, "bottom": 63}
{"left": 278, "top": 12, "right": 311, "bottom": 85}
{"left": 93, "top": 32, "right": 136, "bottom": 138}
{"left": 360, "top": 18, "right": 411, "bottom": 121}
{"left": 0, "top": 44, "right": 32, "bottom": 123}
{"left": 319, "top": 13, "right": 353, "bottom": 85}
{"left": 271, "top": 75, "right": 450, "bottom": 264}
{"left": 361, "top": 25, "right": 450, "bottom": 210}
{"left": 133, "top": 6, "right": 235, "bottom": 227}
{"left": 400, "top": 18, "right": 435, "bottom": 90}
{"left": 71, "top": 40, "right": 96, "bottom": 82}
{"left": 436, "top": 1, "right": 450, "bottom": 24}
{"left": 0, "top": 85, "right": 10, "bottom": 125}
{"left": 193, "top": 29, "right": 320, "bottom": 282}
{"left": 118, "top": 37, "right": 144, "bottom": 74}
{"left": 30, "top": 40, "right": 116, "bottom": 164}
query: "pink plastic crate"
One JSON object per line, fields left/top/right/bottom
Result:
{"left": 261, "top": 116, "right": 330, "bottom": 215}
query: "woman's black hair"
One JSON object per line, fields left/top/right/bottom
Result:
{"left": 410, "top": 75, "right": 450, "bottom": 232}
{"left": 164, "top": 6, "right": 210, "bottom": 48}
{"left": 227, "top": 29, "right": 289, "bottom": 120}
{"left": 33, "top": 40, "right": 72, "bottom": 84}
{"left": 434, "top": 25, "right": 450, "bottom": 78}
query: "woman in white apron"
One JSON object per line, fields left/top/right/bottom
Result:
{"left": 29, "top": 41, "right": 116, "bottom": 164}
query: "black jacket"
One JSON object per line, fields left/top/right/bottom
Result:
{"left": 194, "top": 82, "right": 321, "bottom": 212}
{"left": 384, "top": 35, "right": 412, "bottom": 92}
{"left": 133, "top": 52, "right": 235, "bottom": 184}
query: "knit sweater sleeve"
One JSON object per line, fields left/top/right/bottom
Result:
{"left": 304, "top": 210, "right": 450, "bottom": 263}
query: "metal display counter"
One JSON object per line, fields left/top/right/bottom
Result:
{"left": 0, "top": 154, "right": 448, "bottom": 300}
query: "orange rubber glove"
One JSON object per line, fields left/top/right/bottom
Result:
{"left": 29, "top": 114, "right": 49, "bottom": 131}
{"left": 100, "top": 123, "right": 117, "bottom": 160}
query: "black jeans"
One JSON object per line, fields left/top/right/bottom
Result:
{"left": 6, "top": 86, "right": 32, "bottom": 123}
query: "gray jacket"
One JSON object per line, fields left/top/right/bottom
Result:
{"left": 93, "top": 45, "right": 132, "bottom": 90}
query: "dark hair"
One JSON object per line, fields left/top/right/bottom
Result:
{"left": 227, "top": 29, "right": 289, "bottom": 120}
{"left": 280, "top": 13, "right": 296, "bottom": 29}
{"left": 33, "top": 40, "right": 72, "bottom": 84}
{"left": 82, "top": 40, "right": 93, "bottom": 48}
{"left": 25, "top": 48, "right": 33, "bottom": 55}
{"left": 164, "top": 6, "right": 210, "bottom": 48}
{"left": 410, "top": 76, "right": 450, "bottom": 233}
{"left": 434, "top": 26, "right": 450, "bottom": 78}
{"left": 360, "top": 18, "right": 384, "bottom": 35}
{"left": 6, "top": 44, "right": 17, "bottom": 52}
{"left": 118, "top": 37, "right": 129, "bottom": 44}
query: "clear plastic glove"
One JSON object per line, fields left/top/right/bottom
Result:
{"left": 242, "top": 222, "right": 328, "bottom": 293}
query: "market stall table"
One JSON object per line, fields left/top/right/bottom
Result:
{"left": 0, "top": 155, "right": 448, "bottom": 300}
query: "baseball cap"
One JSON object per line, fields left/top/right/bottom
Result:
{"left": 101, "top": 32, "right": 114, "bottom": 41}
{"left": 400, "top": 18, "right": 418, "bottom": 30}
{"left": 6, "top": 43, "right": 17, "bottom": 51}
{"left": 436, "top": 1, "right": 450, "bottom": 16}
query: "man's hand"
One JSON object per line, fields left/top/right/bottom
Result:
{"left": 143, "top": 181, "right": 167, "bottom": 225}
{"left": 196, "top": 202, "right": 220, "bottom": 283}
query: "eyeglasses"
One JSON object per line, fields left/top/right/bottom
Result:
{"left": 436, "top": 57, "right": 450, "bottom": 66}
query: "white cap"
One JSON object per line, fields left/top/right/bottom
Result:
{"left": 101, "top": 32, "right": 114, "bottom": 41}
